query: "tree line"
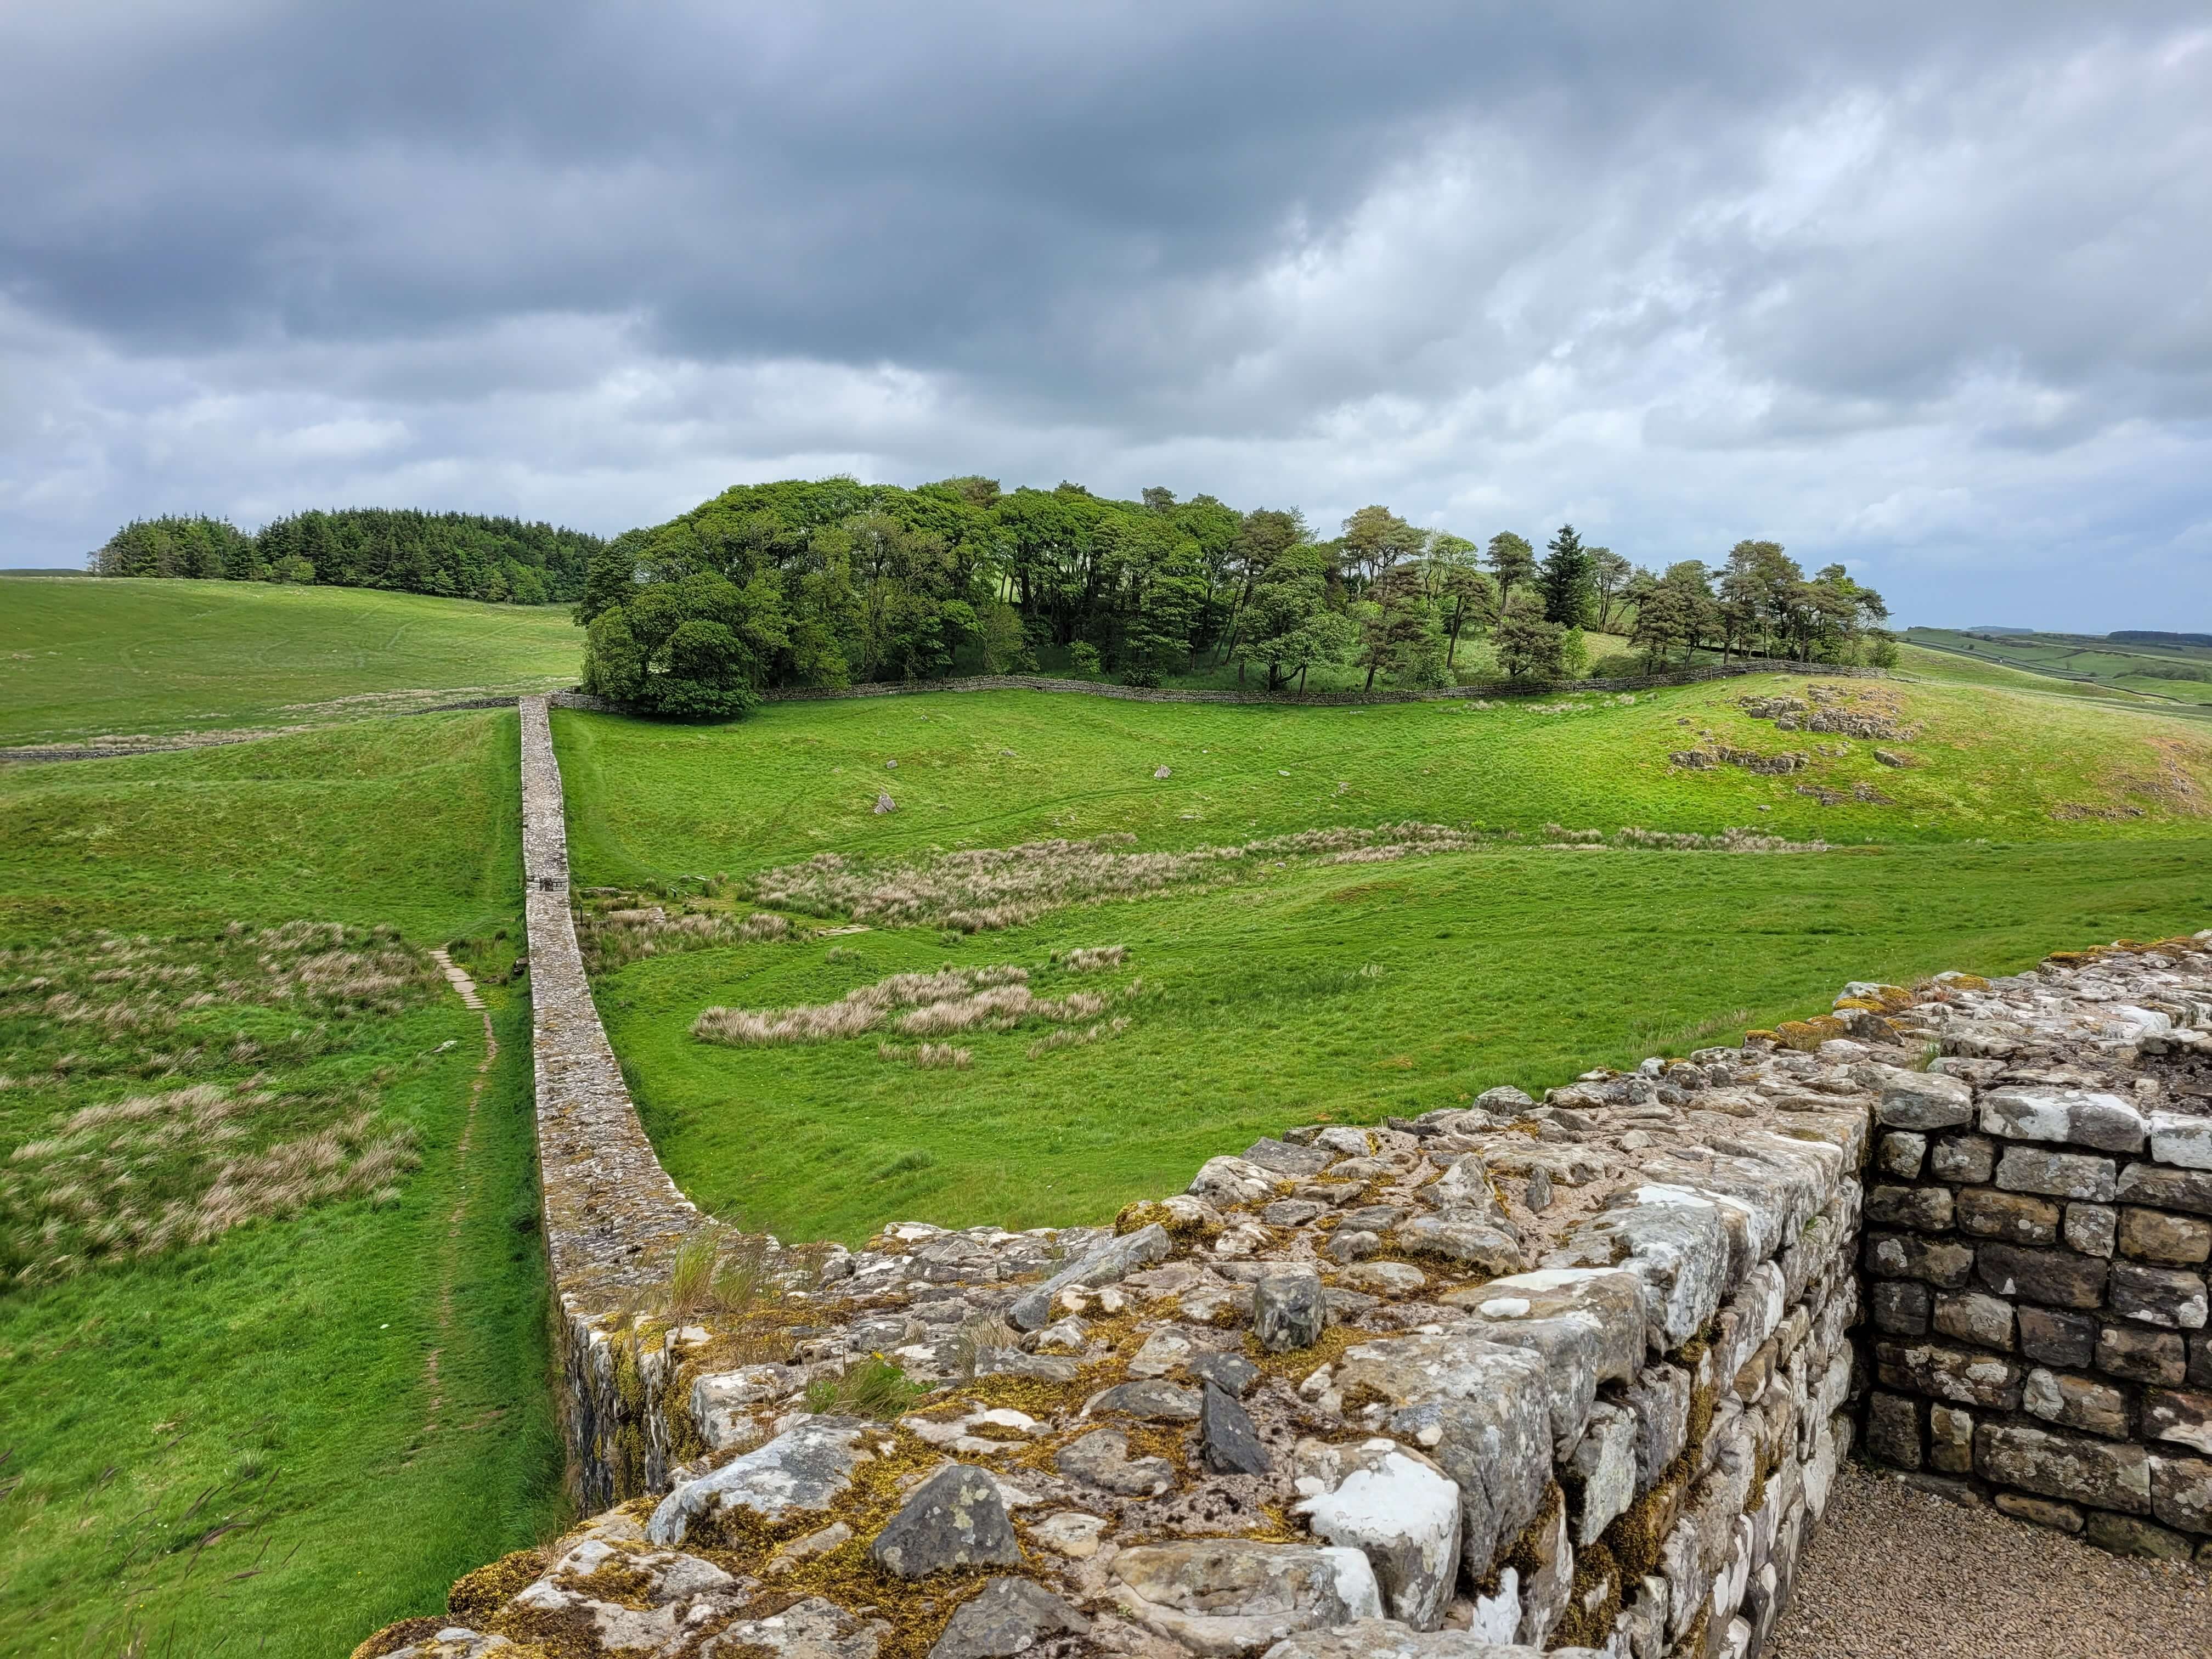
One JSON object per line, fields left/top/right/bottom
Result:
{"left": 90, "top": 509, "right": 604, "bottom": 604}
{"left": 575, "top": 476, "right": 1894, "bottom": 718}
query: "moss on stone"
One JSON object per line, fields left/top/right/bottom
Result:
{"left": 1551, "top": 1538, "right": 1621, "bottom": 1649}
{"left": 448, "top": 1548, "right": 552, "bottom": 1622}
{"left": 1604, "top": 1459, "right": 1688, "bottom": 1580}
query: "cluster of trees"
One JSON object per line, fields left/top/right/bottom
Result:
{"left": 91, "top": 510, "right": 604, "bottom": 603}
{"left": 90, "top": 480, "right": 1895, "bottom": 718}
{"left": 1622, "top": 542, "right": 1894, "bottom": 670}
{"left": 577, "top": 477, "right": 1894, "bottom": 718}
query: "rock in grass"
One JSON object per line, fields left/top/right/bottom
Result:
{"left": 1199, "top": 1381, "right": 1270, "bottom": 1475}
{"left": 928, "top": 1577, "right": 1091, "bottom": 1659}
{"left": 1086, "top": 1379, "right": 1203, "bottom": 1422}
{"left": 1255, "top": 1268, "right": 1327, "bottom": 1352}
{"left": 871, "top": 1463, "right": 1020, "bottom": 1578}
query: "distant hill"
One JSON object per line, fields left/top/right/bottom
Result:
{"left": 2112, "top": 630, "right": 2212, "bottom": 649}
{"left": 1965, "top": 625, "right": 2035, "bottom": 635}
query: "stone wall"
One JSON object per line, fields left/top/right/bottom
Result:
{"left": 1855, "top": 949, "right": 2212, "bottom": 1559}
{"left": 521, "top": 693, "right": 707, "bottom": 1510}
{"left": 385, "top": 697, "right": 2209, "bottom": 1659}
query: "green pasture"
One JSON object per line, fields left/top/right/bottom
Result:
{"left": 0, "top": 576, "right": 579, "bottom": 746}
{"left": 0, "top": 712, "right": 565, "bottom": 1655}
{"left": 601, "top": 838, "right": 2212, "bottom": 1245}
{"left": 552, "top": 673, "right": 2212, "bottom": 884}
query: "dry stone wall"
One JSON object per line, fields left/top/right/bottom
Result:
{"left": 364, "top": 698, "right": 2209, "bottom": 1659}
{"left": 1854, "top": 949, "right": 2212, "bottom": 1559}
{"left": 522, "top": 693, "right": 706, "bottom": 1509}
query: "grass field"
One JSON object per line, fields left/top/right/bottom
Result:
{"left": 554, "top": 672, "right": 2212, "bottom": 875}
{"left": 0, "top": 577, "right": 580, "bottom": 747}
{"left": 552, "top": 672, "right": 2212, "bottom": 1243}
{"left": 0, "top": 712, "right": 566, "bottom": 1656}
{"left": 1904, "top": 627, "right": 2212, "bottom": 707}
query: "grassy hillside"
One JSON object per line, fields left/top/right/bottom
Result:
{"left": 555, "top": 672, "right": 2212, "bottom": 878}
{"left": 0, "top": 713, "right": 565, "bottom": 1656}
{"left": 552, "top": 673, "right": 2212, "bottom": 1243}
{"left": 600, "top": 838, "right": 2212, "bottom": 1244}
{"left": 0, "top": 577, "right": 580, "bottom": 747}
{"left": 1904, "top": 627, "right": 2212, "bottom": 707}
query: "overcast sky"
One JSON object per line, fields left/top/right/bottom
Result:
{"left": 3, "top": 3, "right": 2207, "bottom": 628}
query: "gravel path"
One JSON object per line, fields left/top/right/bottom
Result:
{"left": 1771, "top": 1465, "right": 2212, "bottom": 1658}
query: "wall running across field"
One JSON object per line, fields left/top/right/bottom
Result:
{"left": 358, "top": 697, "right": 2210, "bottom": 1659}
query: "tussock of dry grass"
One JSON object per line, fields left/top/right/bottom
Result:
{"left": 695, "top": 963, "right": 1114, "bottom": 1052}
{"left": 0, "top": 924, "right": 442, "bottom": 1285}
{"left": 1057, "top": 945, "right": 1127, "bottom": 971}
{"left": 577, "top": 904, "right": 790, "bottom": 974}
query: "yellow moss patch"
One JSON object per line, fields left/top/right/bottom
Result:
{"left": 1603, "top": 1459, "right": 1689, "bottom": 1580}
{"left": 1115, "top": 1199, "right": 1222, "bottom": 1242}
{"left": 351, "top": 1618, "right": 449, "bottom": 1659}
{"left": 1553, "top": 1538, "right": 1621, "bottom": 1649}
{"left": 449, "top": 1548, "right": 552, "bottom": 1622}
{"left": 1773, "top": 1015, "right": 1849, "bottom": 1052}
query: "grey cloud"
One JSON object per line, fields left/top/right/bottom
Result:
{"left": 1, "top": 3, "right": 2208, "bottom": 628}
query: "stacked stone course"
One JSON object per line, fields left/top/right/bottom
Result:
{"left": 1857, "top": 951, "right": 2212, "bottom": 1562}
{"left": 361, "top": 699, "right": 2207, "bottom": 1659}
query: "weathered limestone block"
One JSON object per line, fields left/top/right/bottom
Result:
{"left": 1995, "top": 1147, "right": 2117, "bottom": 1203}
{"left": 1392, "top": 1216, "right": 1523, "bottom": 1275}
{"left": 1867, "top": 1232, "right": 1974, "bottom": 1289}
{"left": 1978, "top": 1087, "right": 2147, "bottom": 1154}
{"left": 2149, "top": 1113, "right": 2212, "bottom": 1172}
{"left": 1436, "top": 1268, "right": 1645, "bottom": 1454}
{"left": 2143, "top": 1389, "right": 2212, "bottom": 1456}
{"left": 1955, "top": 1187, "right": 2060, "bottom": 1245}
{"left": 1333, "top": 1333, "right": 1551, "bottom": 1579}
{"left": 2150, "top": 1454, "right": 2212, "bottom": 1533}
{"left": 2018, "top": 1306, "right": 2097, "bottom": 1368}
{"left": 2023, "top": 1368, "right": 2131, "bottom": 1439}
{"left": 1975, "top": 1243, "right": 2108, "bottom": 1310}
{"left": 928, "top": 1578, "right": 1089, "bottom": 1659}
{"left": 2064, "top": 1203, "right": 2118, "bottom": 1259}
{"left": 1256, "top": 1268, "right": 1329, "bottom": 1353}
{"left": 1876, "top": 1068, "right": 1974, "bottom": 1131}
{"left": 1994, "top": 1493, "right": 2083, "bottom": 1534}
{"left": 1871, "top": 1279, "right": 1931, "bottom": 1335}
{"left": 2108, "top": 1262, "right": 2210, "bottom": 1330}
{"left": 510, "top": 1534, "right": 750, "bottom": 1655}
{"left": 1565, "top": 1403, "right": 1640, "bottom": 1546}
{"left": 2117, "top": 1161, "right": 2212, "bottom": 1217}
{"left": 1866, "top": 1184, "right": 1953, "bottom": 1232}
{"left": 1544, "top": 1186, "right": 1729, "bottom": 1348}
{"left": 1109, "top": 1541, "right": 1383, "bottom": 1657}
{"left": 1974, "top": 1423, "right": 2152, "bottom": 1514}
{"left": 648, "top": 1420, "right": 872, "bottom": 1546}
{"left": 1008, "top": 1223, "right": 1170, "bottom": 1330}
{"left": 1867, "top": 1392, "right": 1921, "bottom": 1468}
{"left": 702, "top": 1597, "right": 882, "bottom": 1659}
{"left": 1929, "top": 1404, "right": 1975, "bottom": 1474}
{"left": 1876, "top": 1131, "right": 1927, "bottom": 1180}
{"left": 1257, "top": 1622, "right": 1573, "bottom": 1659}
{"left": 2098, "top": 1324, "right": 2188, "bottom": 1386}
{"left": 1875, "top": 1340, "right": 2024, "bottom": 1410}
{"left": 1932, "top": 1290, "right": 2015, "bottom": 1352}
{"left": 2119, "top": 1207, "right": 2212, "bottom": 1266}
{"left": 1620, "top": 1362, "right": 1694, "bottom": 1488}
{"left": 1190, "top": 1156, "right": 1280, "bottom": 1209}
{"left": 1294, "top": 1445, "right": 1463, "bottom": 1630}
{"left": 1931, "top": 1135, "right": 1996, "bottom": 1185}
{"left": 1057, "top": 1427, "right": 1175, "bottom": 1496}
{"left": 871, "top": 1464, "right": 1020, "bottom": 1578}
